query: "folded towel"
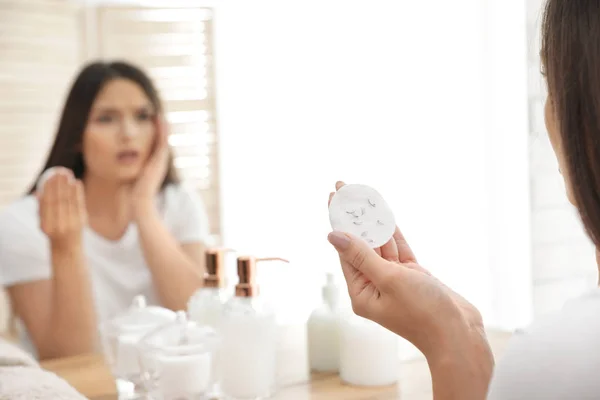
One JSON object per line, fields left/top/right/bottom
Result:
{"left": 0, "top": 337, "right": 37, "bottom": 368}
{"left": 0, "top": 338, "right": 86, "bottom": 400}
{"left": 0, "top": 366, "right": 86, "bottom": 400}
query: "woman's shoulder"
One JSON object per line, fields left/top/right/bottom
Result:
{"left": 0, "top": 196, "right": 49, "bottom": 286}
{"left": 161, "top": 183, "right": 205, "bottom": 213}
{"left": 162, "top": 182, "right": 198, "bottom": 200}
{"left": 160, "top": 183, "right": 211, "bottom": 243}
{"left": 488, "top": 288, "right": 600, "bottom": 399}
{"left": 0, "top": 195, "right": 39, "bottom": 231}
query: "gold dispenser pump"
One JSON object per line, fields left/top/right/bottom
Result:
{"left": 204, "top": 248, "right": 234, "bottom": 288}
{"left": 235, "top": 256, "right": 289, "bottom": 297}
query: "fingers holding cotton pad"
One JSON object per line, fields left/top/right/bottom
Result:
{"left": 328, "top": 184, "right": 396, "bottom": 248}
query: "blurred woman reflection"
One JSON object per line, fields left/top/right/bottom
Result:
{"left": 0, "top": 61, "right": 210, "bottom": 359}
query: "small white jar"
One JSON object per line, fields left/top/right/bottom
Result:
{"left": 339, "top": 310, "right": 400, "bottom": 387}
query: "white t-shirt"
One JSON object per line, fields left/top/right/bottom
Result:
{"left": 0, "top": 183, "right": 210, "bottom": 356}
{"left": 488, "top": 288, "right": 600, "bottom": 399}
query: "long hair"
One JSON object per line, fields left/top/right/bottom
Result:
{"left": 541, "top": 0, "right": 600, "bottom": 247}
{"left": 28, "top": 61, "right": 178, "bottom": 194}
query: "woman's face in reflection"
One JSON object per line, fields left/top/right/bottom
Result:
{"left": 82, "top": 78, "right": 156, "bottom": 184}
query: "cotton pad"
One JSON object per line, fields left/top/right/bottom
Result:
{"left": 329, "top": 184, "right": 396, "bottom": 248}
{"left": 36, "top": 167, "right": 71, "bottom": 194}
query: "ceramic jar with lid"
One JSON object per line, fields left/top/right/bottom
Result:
{"left": 138, "top": 311, "right": 221, "bottom": 400}
{"left": 99, "top": 295, "right": 176, "bottom": 399}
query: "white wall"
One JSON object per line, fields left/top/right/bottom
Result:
{"left": 484, "top": 0, "right": 532, "bottom": 330}
{"left": 526, "top": 0, "right": 598, "bottom": 318}
{"left": 214, "top": 0, "right": 531, "bottom": 330}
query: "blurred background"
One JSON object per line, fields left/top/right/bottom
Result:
{"left": 0, "top": 0, "right": 596, "bottom": 348}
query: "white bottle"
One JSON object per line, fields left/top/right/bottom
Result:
{"left": 219, "top": 256, "right": 288, "bottom": 399}
{"left": 307, "top": 272, "right": 341, "bottom": 372}
{"left": 339, "top": 310, "right": 399, "bottom": 387}
{"left": 187, "top": 248, "right": 230, "bottom": 328}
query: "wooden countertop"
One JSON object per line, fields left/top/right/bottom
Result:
{"left": 41, "top": 330, "right": 513, "bottom": 400}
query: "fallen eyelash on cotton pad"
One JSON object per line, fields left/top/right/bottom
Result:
{"left": 328, "top": 184, "right": 396, "bottom": 248}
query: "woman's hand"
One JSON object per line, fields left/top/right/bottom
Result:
{"left": 131, "top": 115, "right": 170, "bottom": 214}
{"left": 327, "top": 181, "right": 488, "bottom": 358}
{"left": 38, "top": 168, "right": 87, "bottom": 251}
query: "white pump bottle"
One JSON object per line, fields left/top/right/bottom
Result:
{"left": 219, "top": 256, "right": 288, "bottom": 400}
{"left": 307, "top": 272, "right": 341, "bottom": 373}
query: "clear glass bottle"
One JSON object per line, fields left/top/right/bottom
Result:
{"left": 219, "top": 256, "right": 288, "bottom": 400}
{"left": 307, "top": 272, "right": 341, "bottom": 372}
{"left": 138, "top": 311, "right": 221, "bottom": 400}
{"left": 99, "top": 295, "right": 176, "bottom": 399}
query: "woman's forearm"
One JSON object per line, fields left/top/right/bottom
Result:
{"left": 44, "top": 243, "right": 97, "bottom": 359}
{"left": 134, "top": 202, "right": 204, "bottom": 311}
{"left": 427, "top": 325, "right": 494, "bottom": 400}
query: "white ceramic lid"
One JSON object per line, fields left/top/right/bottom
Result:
{"left": 140, "top": 311, "right": 220, "bottom": 355}
{"left": 107, "top": 295, "right": 176, "bottom": 333}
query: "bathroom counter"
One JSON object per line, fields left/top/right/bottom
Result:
{"left": 41, "top": 330, "right": 513, "bottom": 400}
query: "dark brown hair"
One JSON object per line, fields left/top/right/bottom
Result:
{"left": 541, "top": 0, "right": 600, "bottom": 246}
{"left": 28, "top": 61, "right": 178, "bottom": 194}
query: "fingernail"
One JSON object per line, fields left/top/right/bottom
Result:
{"left": 328, "top": 231, "right": 351, "bottom": 250}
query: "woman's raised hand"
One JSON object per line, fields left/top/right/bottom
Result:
{"left": 327, "top": 181, "right": 486, "bottom": 358}
{"left": 37, "top": 168, "right": 87, "bottom": 250}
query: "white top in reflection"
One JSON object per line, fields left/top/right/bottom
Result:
{"left": 0, "top": 183, "right": 210, "bottom": 358}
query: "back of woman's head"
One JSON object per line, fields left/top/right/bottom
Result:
{"left": 28, "top": 61, "right": 178, "bottom": 194}
{"left": 541, "top": 0, "right": 600, "bottom": 246}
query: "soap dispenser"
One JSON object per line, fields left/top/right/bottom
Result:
{"left": 187, "top": 247, "right": 233, "bottom": 328}
{"left": 307, "top": 272, "right": 341, "bottom": 373}
{"left": 219, "top": 255, "right": 289, "bottom": 400}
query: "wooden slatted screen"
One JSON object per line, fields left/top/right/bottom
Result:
{"left": 0, "top": 0, "right": 83, "bottom": 206}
